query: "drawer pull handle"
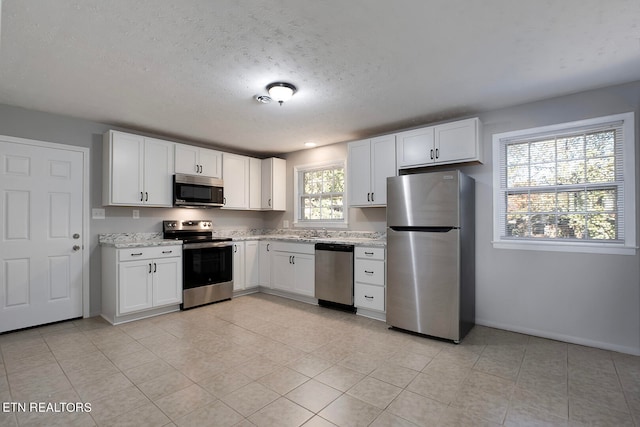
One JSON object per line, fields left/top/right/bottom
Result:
{"left": 162, "top": 250, "right": 173, "bottom": 254}
{"left": 148, "top": 263, "right": 152, "bottom": 273}
{"left": 131, "top": 253, "right": 143, "bottom": 256}
{"left": 364, "top": 295, "right": 374, "bottom": 299}
{"left": 364, "top": 270, "right": 374, "bottom": 274}
{"left": 364, "top": 252, "right": 374, "bottom": 256}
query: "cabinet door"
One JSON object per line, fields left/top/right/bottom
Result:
{"left": 222, "top": 153, "right": 250, "bottom": 209}
{"left": 199, "top": 148, "right": 222, "bottom": 178}
{"left": 175, "top": 143, "right": 200, "bottom": 175}
{"left": 152, "top": 257, "right": 182, "bottom": 306}
{"left": 347, "top": 139, "right": 372, "bottom": 206}
{"left": 244, "top": 241, "right": 259, "bottom": 289}
{"left": 370, "top": 135, "right": 396, "bottom": 206}
{"left": 434, "top": 118, "right": 479, "bottom": 164}
{"left": 249, "top": 158, "right": 262, "bottom": 210}
{"left": 144, "top": 138, "right": 174, "bottom": 207}
{"left": 118, "top": 260, "right": 153, "bottom": 315}
{"left": 259, "top": 241, "right": 272, "bottom": 288}
{"left": 396, "top": 127, "right": 435, "bottom": 168}
{"left": 293, "top": 253, "right": 315, "bottom": 297}
{"left": 271, "top": 252, "right": 294, "bottom": 292}
{"left": 262, "top": 158, "right": 286, "bottom": 210}
{"left": 108, "top": 131, "right": 144, "bottom": 205}
{"left": 232, "top": 242, "right": 245, "bottom": 291}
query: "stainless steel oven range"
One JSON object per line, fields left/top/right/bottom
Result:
{"left": 163, "top": 220, "right": 233, "bottom": 309}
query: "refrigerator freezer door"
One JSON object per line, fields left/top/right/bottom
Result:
{"left": 387, "top": 172, "right": 460, "bottom": 227}
{"left": 386, "top": 228, "right": 460, "bottom": 341}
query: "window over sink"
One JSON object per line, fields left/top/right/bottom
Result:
{"left": 294, "top": 160, "right": 347, "bottom": 227}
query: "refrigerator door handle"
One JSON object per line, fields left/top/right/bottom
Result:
{"left": 389, "top": 226, "right": 458, "bottom": 232}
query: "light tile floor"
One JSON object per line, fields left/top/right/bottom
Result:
{"left": 1, "top": 293, "right": 639, "bottom": 426}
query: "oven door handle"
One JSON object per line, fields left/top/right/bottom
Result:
{"left": 182, "top": 242, "right": 234, "bottom": 250}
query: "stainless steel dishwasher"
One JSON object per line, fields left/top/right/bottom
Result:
{"left": 315, "top": 243, "right": 355, "bottom": 310}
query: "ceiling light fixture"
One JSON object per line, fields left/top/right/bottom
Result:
{"left": 266, "top": 82, "right": 297, "bottom": 106}
{"left": 304, "top": 142, "right": 317, "bottom": 148}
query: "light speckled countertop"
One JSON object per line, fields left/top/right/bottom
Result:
{"left": 99, "top": 230, "right": 386, "bottom": 248}
{"left": 99, "top": 233, "right": 183, "bottom": 248}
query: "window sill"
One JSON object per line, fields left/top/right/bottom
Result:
{"left": 492, "top": 240, "right": 637, "bottom": 255}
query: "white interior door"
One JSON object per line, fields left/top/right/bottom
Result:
{"left": 0, "top": 139, "right": 84, "bottom": 332}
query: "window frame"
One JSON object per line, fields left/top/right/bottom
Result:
{"left": 492, "top": 112, "right": 636, "bottom": 255}
{"left": 293, "top": 159, "right": 348, "bottom": 228}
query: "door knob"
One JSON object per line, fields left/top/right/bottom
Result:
{"left": 72, "top": 245, "right": 81, "bottom": 251}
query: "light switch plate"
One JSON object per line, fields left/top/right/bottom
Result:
{"left": 132, "top": 210, "right": 140, "bottom": 219}
{"left": 92, "top": 208, "right": 105, "bottom": 219}
{"left": 283, "top": 220, "right": 289, "bottom": 228}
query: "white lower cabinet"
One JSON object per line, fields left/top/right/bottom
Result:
{"left": 354, "top": 246, "right": 386, "bottom": 318}
{"left": 259, "top": 241, "right": 272, "bottom": 288}
{"left": 233, "top": 240, "right": 259, "bottom": 292}
{"left": 270, "top": 242, "right": 315, "bottom": 297}
{"left": 102, "top": 245, "right": 182, "bottom": 324}
{"left": 232, "top": 242, "right": 245, "bottom": 291}
{"left": 245, "top": 240, "right": 259, "bottom": 290}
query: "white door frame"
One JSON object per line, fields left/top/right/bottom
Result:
{"left": 1, "top": 134, "right": 90, "bottom": 318}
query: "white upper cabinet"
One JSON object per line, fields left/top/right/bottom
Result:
{"left": 175, "top": 143, "right": 222, "bottom": 178}
{"left": 103, "top": 130, "right": 174, "bottom": 207}
{"left": 396, "top": 117, "right": 482, "bottom": 169}
{"left": 222, "top": 153, "right": 250, "bottom": 209}
{"left": 249, "top": 157, "right": 262, "bottom": 210}
{"left": 261, "top": 157, "right": 286, "bottom": 211}
{"left": 348, "top": 135, "right": 396, "bottom": 207}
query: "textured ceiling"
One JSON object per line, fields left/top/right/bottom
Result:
{"left": 1, "top": 0, "right": 639, "bottom": 155}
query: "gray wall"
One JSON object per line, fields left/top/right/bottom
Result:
{"left": 1, "top": 79, "right": 638, "bottom": 353}
{"left": 275, "top": 81, "right": 640, "bottom": 354}
{"left": 469, "top": 81, "right": 640, "bottom": 354}
{"left": 0, "top": 105, "right": 265, "bottom": 316}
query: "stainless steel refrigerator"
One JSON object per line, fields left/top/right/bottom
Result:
{"left": 386, "top": 170, "right": 475, "bottom": 342}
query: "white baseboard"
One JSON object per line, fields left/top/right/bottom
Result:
{"left": 476, "top": 317, "right": 640, "bottom": 356}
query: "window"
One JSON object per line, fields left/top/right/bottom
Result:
{"left": 294, "top": 161, "right": 346, "bottom": 226}
{"left": 492, "top": 112, "right": 636, "bottom": 254}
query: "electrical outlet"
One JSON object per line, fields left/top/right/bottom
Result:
{"left": 132, "top": 210, "right": 140, "bottom": 219}
{"left": 283, "top": 220, "right": 289, "bottom": 228}
{"left": 92, "top": 208, "right": 105, "bottom": 219}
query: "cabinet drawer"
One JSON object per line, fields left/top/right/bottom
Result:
{"left": 355, "top": 259, "right": 384, "bottom": 286}
{"left": 118, "top": 246, "right": 181, "bottom": 261}
{"left": 355, "top": 283, "right": 385, "bottom": 312}
{"left": 271, "top": 241, "right": 315, "bottom": 255}
{"left": 355, "top": 246, "right": 385, "bottom": 260}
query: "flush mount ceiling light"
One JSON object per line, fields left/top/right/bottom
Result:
{"left": 304, "top": 142, "right": 317, "bottom": 148}
{"left": 266, "top": 82, "right": 297, "bottom": 105}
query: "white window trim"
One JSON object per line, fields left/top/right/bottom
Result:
{"left": 293, "top": 159, "right": 348, "bottom": 228}
{"left": 492, "top": 112, "right": 636, "bottom": 255}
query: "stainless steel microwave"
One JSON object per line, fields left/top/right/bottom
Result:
{"left": 173, "top": 173, "right": 224, "bottom": 208}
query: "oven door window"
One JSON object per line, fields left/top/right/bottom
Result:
{"left": 183, "top": 246, "right": 232, "bottom": 289}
